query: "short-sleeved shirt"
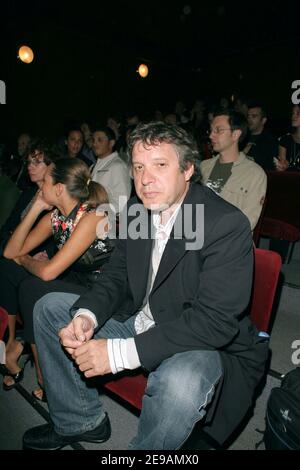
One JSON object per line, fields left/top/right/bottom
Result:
{"left": 279, "top": 134, "right": 300, "bottom": 170}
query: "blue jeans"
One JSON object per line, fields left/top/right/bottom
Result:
{"left": 33, "top": 292, "right": 223, "bottom": 450}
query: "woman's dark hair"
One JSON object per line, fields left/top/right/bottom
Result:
{"left": 27, "top": 138, "right": 58, "bottom": 165}
{"left": 50, "top": 158, "right": 108, "bottom": 208}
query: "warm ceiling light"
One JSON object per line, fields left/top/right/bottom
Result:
{"left": 18, "top": 45, "right": 34, "bottom": 64}
{"left": 137, "top": 64, "right": 149, "bottom": 78}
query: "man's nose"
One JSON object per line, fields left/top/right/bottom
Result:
{"left": 141, "top": 167, "right": 155, "bottom": 185}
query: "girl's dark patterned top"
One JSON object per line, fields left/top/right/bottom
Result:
{"left": 51, "top": 202, "right": 114, "bottom": 272}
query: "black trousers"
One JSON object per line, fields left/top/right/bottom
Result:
{"left": 0, "top": 258, "right": 31, "bottom": 315}
{"left": 19, "top": 277, "right": 88, "bottom": 344}
{"left": 0, "top": 258, "right": 93, "bottom": 343}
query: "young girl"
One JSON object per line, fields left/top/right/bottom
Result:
{"left": 1, "top": 158, "right": 113, "bottom": 397}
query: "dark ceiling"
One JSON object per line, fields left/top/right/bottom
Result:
{"left": 3, "top": 0, "right": 300, "bottom": 70}
{"left": 1, "top": 0, "right": 300, "bottom": 139}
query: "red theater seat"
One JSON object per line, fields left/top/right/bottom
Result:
{"left": 261, "top": 171, "right": 300, "bottom": 261}
{"left": 0, "top": 307, "right": 8, "bottom": 341}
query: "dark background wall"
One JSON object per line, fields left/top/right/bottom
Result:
{"left": 1, "top": 0, "right": 300, "bottom": 144}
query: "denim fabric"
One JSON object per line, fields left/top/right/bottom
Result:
{"left": 34, "top": 292, "right": 222, "bottom": 448}
{"left": 33, "top": 292, "right": 136, "bottom": 435}
{"left": 129, "top": 350, "right": 222, "bottom": 450}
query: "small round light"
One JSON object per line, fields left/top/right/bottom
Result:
{"left": 18, "top": 46, "right": 34, "bottom": 64}
{"left": 137, "top": 64, "right": 149, "bottom": 78}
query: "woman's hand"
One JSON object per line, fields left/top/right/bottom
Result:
{"left": 13, "top": 255, "right": 29, "bottom": 266}
{"left": 274, "top": 157, "right": 289, "bottom": 172}
{"left": 32, "top": 250, "right": 49, "bottom": 261}
{"left": 33, "top": 189, "right": 53, "bottom": 212}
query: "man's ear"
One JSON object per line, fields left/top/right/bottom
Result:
{"left": 262, "top": 117, "right": 267, "bottom": 126}
{"left": 109, "top": 139, "right": 116, "bottom": 151}
{"left": 232, "top": 129, "right": 242, "bottom": 142}
{"left": 184, "top": 162, "right": 195, "bottom": 181}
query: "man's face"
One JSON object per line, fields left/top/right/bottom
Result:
{"left": 209, "top": 115, "right": 238, "bottom": 153}
{"left": 18, "top": 134, "right": 31, "bottom": 157}
{"left": 247, "top": 107, "right": 266, "bottom": 134}
{"left": 27, "top": 150, "right": 47, "bottom": 184}
{"left": 292, "top": 106, "right": 300, "bottom": 128}
{"left": 132, "top": 141, "right": 194, "bottom": 212}
{"left": 66, "top": 131, "right": 83, "bottom": 157}
{"left": 92, "top": 131, "right": 114, "bottom": 159}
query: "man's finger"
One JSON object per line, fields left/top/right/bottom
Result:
{"left": 84, "top": 368, "right": 98, "bottom": 378}
{"left": 78, "top": 360, "right": 92, "bottom": 373}
{"left": 65, "top": 347, "right": 75, "bottom": 355}
{"left": 73, "top": 319, "right": 88, "bottom": 342}
{"left": 60, "top": 335, "right": 83, "bottom": 349}
{"left": 72, "top": 342, "right": 89, "bottom": 358}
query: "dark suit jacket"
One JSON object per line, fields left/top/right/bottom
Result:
{"left": 72, "top": 182, "right": 269, "bottom": 444}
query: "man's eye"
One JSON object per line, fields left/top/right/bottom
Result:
{"left": 157, "top": 163, "right": 166, "bottom": 167}
{"left": 134, "top": 166, "right": 143, "bottom": 171}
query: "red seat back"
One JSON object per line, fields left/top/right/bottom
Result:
{"left": 250, "top": 248, "right": 282, "bottom": 332}
{"left": 261, "top": 171, "right": 300, "bottom": 241}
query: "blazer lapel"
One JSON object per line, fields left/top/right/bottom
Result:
{"left": 151, "top": 237, "right": 187, "bottom": 292}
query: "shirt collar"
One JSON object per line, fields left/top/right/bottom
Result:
{"left": 94, "top": 151, "right": 119, "bottom": 169}
{"left": 152, "top": 203, "right": 182, "bottom": 239}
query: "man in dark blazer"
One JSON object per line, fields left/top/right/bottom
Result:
{"left": 23, "top": 122, "right": 269, "bottom": 450}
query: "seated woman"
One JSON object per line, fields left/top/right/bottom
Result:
{"left": 276, "top": 104, "right": 300, "bottom": 171}
{"left": 0, "top": 138, "right": 57, "bottom": 256}
{"left": 1, "top": 158, "right": 114, "bottom": 396}
{"left": 0, "top": 142, "right": 57, "bottom": 376}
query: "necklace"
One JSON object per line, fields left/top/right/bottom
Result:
{"left": 291, "top": 140, "right": 300, "bottom": 167}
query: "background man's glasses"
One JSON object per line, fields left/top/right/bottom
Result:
{"left": 208, "top": 127, "right": 232, "bottom": 135}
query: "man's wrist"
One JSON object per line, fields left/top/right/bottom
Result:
{"left": 73, "top": 309, "right": 98, "bottom": 329}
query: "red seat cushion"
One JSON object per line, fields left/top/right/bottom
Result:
{"left": 104, "top": 373, "right": 147, "bottom": 410}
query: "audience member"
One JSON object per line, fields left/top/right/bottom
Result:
{"left": 80, "top": 121, "right": 96, "bottom": 164}
{"left": 0, "top": 158, "right": 113, "bottom": 395}
{"left": 200, "top": 108, "right": 267, "bottom": 230}
{"left": 276, "top": 104, "right": 300, "bottom": 171}
{"left": 90, "top": 126, "right": 131, "bottom": 214}
{"left": 62, "top": 128, "right": 92, "bottom": 166}
{"left": 243, "top": 103, "right": 278, "bottom": 170}
{"left": 0, "top": 139, "right": 56, "bottom": 256}
{"left": 5, "top": 133, "right": 32, "bottom": 190}
{"left": 233, "top": 95, "right": 248, "bottom": 117}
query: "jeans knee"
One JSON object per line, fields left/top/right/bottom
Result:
{"left": 148, "top": 351, "right": 222, "bottom": 411}
{"left": 33, "top": 292, "right": 77, "bottom": 332}
{"left": 33, "top": 293, "right": 59, "bottom": 330}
